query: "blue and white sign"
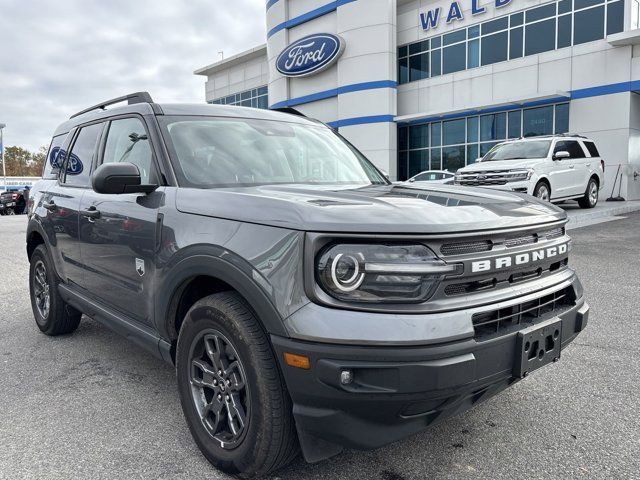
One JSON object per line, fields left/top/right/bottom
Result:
{"left": 49, "top": 146, "right": 83, "bottom": 175}
{"left": 420, "top": 0, "right": 512, "bottom": 30}
{"left": 276, "top": 33, "right": 345, "bottom": 78}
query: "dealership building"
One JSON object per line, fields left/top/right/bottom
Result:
{"left": 195, "top": 0, "right": 640, "bottom": 200}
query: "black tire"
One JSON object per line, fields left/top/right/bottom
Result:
{"left": 533, "top": 181, "right": 551, "bottom": 202}
{"left": 578, "top": 177, "right": 599, "bottom": 209}
{"left": 176, "top": 292, "right": 299, "bottom": 478}
{"left": 6, "top": 208, "right": 15, "bottom": 216}
{"left": 29, "top": 245, "right": 82, "bottom": 335}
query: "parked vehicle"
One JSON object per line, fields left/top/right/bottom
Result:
{"left": 454, "top": 134, "right": 605, "bottom": 208}
{"left": 0, "top": 188, "right": 28, "bottom": 215}
{"left": 26, "top": 93, "right": 589, "bottom": 478}
{"left": 405, "top": 170, "right": 455, "bottom": 185}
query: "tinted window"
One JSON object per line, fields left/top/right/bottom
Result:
{"left": 508, "top": 110, "right": 521, "bottom": 138}
{"left": 442, "top": 145, "right": 466, "bottom": 172}
{"left": 557, "top": 15, "right": 572, "bottom": 49}
{"left": 523, "top": 106, "right": 554, "bottom": 137}
{"left": 482, "top": 17, "right": 508, "bottom": 35}
{"left": 468, "top": 39, "right": 480, "bottom": 69}
{"left": 607, "top": 1, "right": 624, "bottom": 35}
{"left": 409, "top": 124, "right": 429, "bottom": 149}
{"left": 467, "top": 117, "right": 479, "bottom": 143}
{"left": 443, "top": 119, "right": 465, "bottom": 145}
{"left": 555, "top": 140, "right": 586, "bottom": 158}
{"left": 583, "top": 141, "right": 600, "bottom": 157}
{"left": 103, "top": 118, "right": 155, "bottom": 184}
{"left": 480, "top": 113, "right": 506, "bottom": 141}
{"left": 64, "top": 123, "right": 102, "bottom": 187}
{"left": 409, "top": 53, "right": 429, "bottom": 81}
{"left": 574, "top": 6, "right": 604, "bottom": 45}
{"left": 43, "top": 134, "right": 67, "bottom": 179}
{"left": 398, "top": 126, "right": 408, "bottom": 151}
{"left": 443, "top": 30, "right": 466, "bottom": 46}
{"left": 525, "top": 19, "right": 556, "bottom": 56}
{"left": 526, "top": 3, "right": 556, "bottom": 22}
{"left": 431, "top": 123, "right": 442, "bottom": 147}
{"left": 431, "top": 49, "right": 442, "bottom": 76}
{"left": 409, "top": 150, "right": 429, "bottom": 177}
{"left": 443, "top": 43, "right": 466, "bottom": 74}
{"left": 509, "top": 27, "right": 524, "bottom": 59}
{"left": 555, "top": 103, "right": 570, "bottom": 133}
{"left": 481, "top": 32, "right": 508, "bottom": 65}
{"left": 398, "top": 57, "right": 409, "bottom": 84}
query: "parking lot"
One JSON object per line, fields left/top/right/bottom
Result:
{"left": 0, "top": 212, "right": 638, "bottom": 480}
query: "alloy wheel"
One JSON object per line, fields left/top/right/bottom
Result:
{"left": 589, "top": 181, "right": 598, "bottom": 206}
{"left": 189, "top": 329, "right": 250, "bottom": 449}
{"left": 536, "top": 185, "right": 550, "bottom": 202}
{"left": 33, "top": 260, "right": 50, "bottom": 319}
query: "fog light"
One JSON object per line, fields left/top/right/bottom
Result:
{"left": 340, "top": 370, "right": 353, "bottom": 385}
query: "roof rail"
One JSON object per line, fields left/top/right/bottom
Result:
{"left": 70, "top": 92, "right": 154, "bottom": 119}
{"left": 270, "top": 107, "right": 307, "bottom": 117}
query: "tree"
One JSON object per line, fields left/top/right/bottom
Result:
{"left": 2, "top": 146, "right": 47, "bottom": 176}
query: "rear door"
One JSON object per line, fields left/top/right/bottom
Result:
{"left": 78, "top": 116, "right": 162, "bottom": 326}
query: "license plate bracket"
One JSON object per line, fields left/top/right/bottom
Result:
{"left": 514, "top": 318, "right": 562, "bottom": 378}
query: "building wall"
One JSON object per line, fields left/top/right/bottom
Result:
{"left": 203, "top": 54, "right": 269, "bottom": 103}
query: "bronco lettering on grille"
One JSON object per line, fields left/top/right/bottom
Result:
{"left": 471, "top": 243, "right": 568, "bottom": 273}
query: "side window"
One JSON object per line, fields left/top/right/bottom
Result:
{"left": 103, "top": 118, "right": 155, "bottom": 184}
{"left": 583, "top": 141, "right": 600, "bottom": 157}
{"left": 43, "top": 134, "right": 68, "bottom": 179}
{"left": 554, "top": 140, "right": 585, "bottom": 159}
{"left": 63, "top": 123, "right": 103, "bottom": 187}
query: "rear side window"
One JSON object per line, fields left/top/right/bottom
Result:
{"left": 102, "top": 118, "right": 155, "bottom": 184}
{"left": 554, "top": 140, "right": 586, "bottom": 158}
{"left": 43, "top": 134, "right": 68, "bottom": 179}
{"left": 583, "top": 141, "right": 600, "bottom": 157}
{"left": 63, "top": 123, "right": 103, "bottom": 187}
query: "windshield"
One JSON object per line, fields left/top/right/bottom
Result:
{"left": 482, "top": 140, "right": 552, "bottom": 161}
{"left": 159, "top": 116, "right": 388, "bottom": 188}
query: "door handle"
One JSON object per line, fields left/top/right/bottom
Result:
{"left": 42, "top": 201, "right": 57, "bottom": 212}
{"left": 569, "top": 164, "right": 575, "bottom": 169}
{"left": 80, "top": 206, "right": 101, "bottom": 220}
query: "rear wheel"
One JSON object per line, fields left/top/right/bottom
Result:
{"left": 578, "top": 178, "right": 599, "bottom": 209}
{"left": 176, "top": 292, "right": 298, "bottom": 478}
{"left": 29, "top": 245, "right": 82, "bottom": 335}
{"left": 533, "top": 181, "right": 551, "bottom": 202}
{"left": 6, "top": 208, "right": 15, "bottom": 216}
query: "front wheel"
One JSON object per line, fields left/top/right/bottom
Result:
{"left": 533, "top": 182, "right": 551, "bottom": 202}
{"left": 578, "top": 178, "right": 599, "bottom": 208}
{"left": 176, "top": 292, "right": 299, "bottom": 478}
{"left": 6, "top": 208, "right": 15, "bottom": 216}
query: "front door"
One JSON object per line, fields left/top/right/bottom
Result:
{"left": 549, "top": 140, "right": 581, "bottom": 198}
{"left": 78, "top": 116, "right": 162, "bottom": 326}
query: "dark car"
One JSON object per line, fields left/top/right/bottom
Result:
{"left": 26, "top": 93, "right": 589, "bottom": 478}
{"left": 0, "top": 188, "right": 28, "bottom": 215}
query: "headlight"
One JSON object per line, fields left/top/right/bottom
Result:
{"left": 316, "top": 244, "right": 459, "bottom": 303}
{"left": 506, "top": 169, "right": 534, "bottom": 182}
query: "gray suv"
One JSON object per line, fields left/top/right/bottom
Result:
{"left": 26, "top": 93, "right": 589, "bottom": 478}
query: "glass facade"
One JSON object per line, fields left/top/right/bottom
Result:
{"left": 210, "top": 86, "right": 268, "bottom": 109}
{"left": 397, "top": 103, "right": 570, "bottom": 180}
{"left": 398, "top": 0, "right": 624, "bottom": 84}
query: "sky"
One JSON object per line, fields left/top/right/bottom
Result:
{"left": 0, "top": 0, "right": 266, "bottom": 152}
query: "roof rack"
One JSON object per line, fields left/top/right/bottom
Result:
{"left": 70, "top": 92, "right": 154, "bottom": 119}
{"left": 270, "top": 107, "right": 307, "bottom": 117}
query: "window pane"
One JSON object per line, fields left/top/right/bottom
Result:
{"left": 557, "top": 15, "right": 572, "bottom": 49}
{"left": 467, "top": 144, "right": 479, "bottom": 165}
{"left": 258, "top": 86, "right": 268, "bottom": 96}
{"left": 468, "top": 25, "right": 480, "bottom": 38}
{"left": 442, "top": 146, "right": 466, "bottom": 172}
{"left": 575, "top": 0, "right": 603, "bottom": 9}
{"left": 511, "top": 12, "right": 524, "bottom": 26}
{"left": 409, "top": 124, "right": 429, "bottom": 149}
{"left": 508, "top": 110, "right": 521, "bottom": 138}
{"left": 399, "top": 45, "right": 408, "bottom": 58}
{"left": 480, "top": 113, "right": 506, "bottom": 141}
{"left": 431, "top": 123, "right": 442, "bottom": 147}
{"left": 104, "top": 118, "right": 154, "bottom": 184}
{"left": 443, "top": 43, "right": 466, "bottom": 74}
{"left": 64, "top": 123, "right": 102, "bottom": 186}
{"left": 443, "top": 119, "right": 465, "bottom": 145}
{"left": 430, "top": 148, "right": 442, "bottom": 169}
{"left": 408, "top": 150, "right": 429, "bottom": 177}
{"left": 574, "top": 6, "right": 604, "bottom": 45}
{"left": 468, "top": 39, "right": 480, "bottom": 68}
{"left": 467, "top": 116, "right": 479, "bottom": 142}
{"left": 607, "top": 1, "right": 624, "bottom": 35}
{"left": 523, "top": 106, "right": 553, "bottom": 137}
{"left": 443, "top": 30, "right": 466, "bottom": 46}
{"left": 398, "top": 126, "right": 408, "bottom": 151}
{"left": 409, "top": 40, "right": 429, "bottom": 55}
{"left": 409, "top": 53, "right": 429, "bottom": 81}
{"left": 554, "top": 140, "right": 585, "bottom": 158}
{"left": 431, "top": 36, "right": 442, "bottom": 48}
{"left": 558, "top": 0, "right": 572, "bottom": 14}
{"left": 258, "top": 95, "right": 268, "bottom": 109}
{"left": 584, "top": 141, "right": 600, "bottom": 157}
{"left": 482, "top": 17, "right": 508, "bottom": 35}
{"left": 398, "top": 152, "right": 408, "bottom": 181}
{"left": 431, "top": 49, "right": 442, "bottom": 76}
{"left": 481, "top": 32, "right": 508, "bottom": 66}
{"left": 480, "top": 142, "right": 499, "bottom": 156}
{"left": 525, "top": 19, "right": 556, "bottom": 56}
{"left": 526, "top": 3, "right": 556, "bottom": 22}
{"left": 399, "top": 57, "right": 409, "bottom": 84}
{"left": 510, "top": 27, "right": 523, "bottom": 59}
{"left": 555, "top": 103, "right": 570, "bottom": 133}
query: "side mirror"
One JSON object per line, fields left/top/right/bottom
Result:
{"left": 408, "top": 178, "right": 415, "bottom": 183}
{"left": 92, "top": 162, "right": 157, "bottom": 194}
{"left": 553, "top": 151, "right": 570, "bottom": 160}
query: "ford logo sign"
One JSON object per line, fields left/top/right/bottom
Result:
{"left": 276, "top": 33, "right": 345, "bottom": 77}
{"left": 49, "top": 146, "right": 83, "bottom": 176}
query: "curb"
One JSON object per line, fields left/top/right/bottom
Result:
{"left": 565, "top": 201, "right": 640, "bottom": 230}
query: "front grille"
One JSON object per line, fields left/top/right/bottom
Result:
{"left": 456, "top": 170, "right": 511, "bottom": 186}
{"left": 471, "top": 287, "right": 575, "bottom": 339}
{"left": 544, "top": 227, "right": 565, "bottom": 240}
{"left": 440, "top": 240, "right": 492, "bottom": 256}
{"left": 504, "top": 233, "right": 537, "bottom": 248}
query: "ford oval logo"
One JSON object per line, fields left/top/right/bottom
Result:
{"left": 276, "top": 33, "right": 345, "bottom": 77}
{"left": 49, "top": 146, "right": 83, "bottom": 175}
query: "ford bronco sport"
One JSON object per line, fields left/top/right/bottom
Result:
{"left": 26, "top": 93, "right": 589, "bottom": 478}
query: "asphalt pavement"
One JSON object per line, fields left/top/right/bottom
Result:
{"left": 0, "top": 213, "right": 638, "bottom": 479}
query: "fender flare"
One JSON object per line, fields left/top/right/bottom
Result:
{"left": 155, "top": 245, "right": 289, "bottom": 341}
{"left": 26, "top": 217, "right": 51, "bottom": 259}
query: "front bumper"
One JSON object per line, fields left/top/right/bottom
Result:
{"left": 455, "top": 179, "right": 534, "bottom": 194}
{"left": 272, "top": 295, "right": 588, "bottom": 462}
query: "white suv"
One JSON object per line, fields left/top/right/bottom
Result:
{"left": 454, "top": 135, "right": 605, "bottom": 208}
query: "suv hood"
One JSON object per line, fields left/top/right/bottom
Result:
{"left": 176, "top": 184, "right": 565, "bottom": 234}
{"left": 460, "top": 158, "right": 546, "bottom": 171}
